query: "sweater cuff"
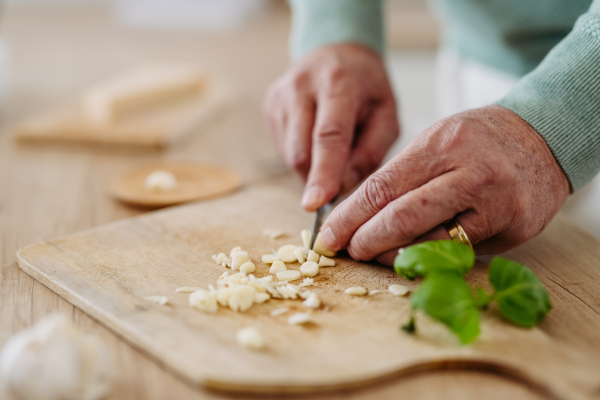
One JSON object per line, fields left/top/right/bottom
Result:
{"left": 497, "top": 10, "right": 600, "bottom": 191}
{"left": 288, "top": 0, "right": 384, "bottom": 60}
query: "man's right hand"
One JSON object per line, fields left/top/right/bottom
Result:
{"left": 263, "top": 43, "right": 400, "bottom": 211}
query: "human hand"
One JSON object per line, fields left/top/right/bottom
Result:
{"left": 263, "top": 43, "right": 399, "bottom": 211}
{"left": 318, "top": 105, "right": 570, "bottom": 265}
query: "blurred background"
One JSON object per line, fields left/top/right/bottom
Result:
{"left": 0, "top": 0, "right": 598, "bottom": 240}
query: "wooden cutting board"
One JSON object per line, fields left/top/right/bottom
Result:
{"left": 15, "top": 80, "right": 234, "bottom": 148}
{"left": 16, "top": 184, "right": 600, "bottom": 399}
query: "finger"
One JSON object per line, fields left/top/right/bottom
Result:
{"left": 320, "top": 122, "right": 452, "bottom": 250}
{"left": 375, "top": 225, "right": 451, "bottom": 266}
{"left": 301, "top": 94, "right": 360, "bottom": 211}
{"left": 283, "top": 97, "right": 316, "bottom": 180}
{"left": 347, "top": 172, "right": 478, "bottom": 260}
{"left": 341, "top": 101, "right": 400, "bottom": 192}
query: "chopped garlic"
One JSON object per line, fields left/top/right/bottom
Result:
{"left": 218, "top": 271, "right": 229, "bottom": 280}
{"left": 216, "top": 253, "right": 226, "bottom": 264}
{"left": 389, "top": 284, "right": 409, "bottom": 296}
{"left": 176, "top": 286, "right": 201, "bottom": 293}
{"left": 345, "top": 287, "right": 368, "bottom": 296}
{"left": 307, "top": 250, "right": 319, "bottom": 263}
{"left": 294, "top": 247, "right": 307, "bottom": 264}
{"left": 277, "top": 245, "right": 299, "bottom": 262}
{"left": 261, "top": 254, "right": 279, "bottom": 263}
{"left": 299, "top": 277, "right": 314, "bottom": 287}
{"left": 229, "top": 246, "right": 242, "bottom": 257}
{"left": 301, "top": 229, "right": 312, "bottom": 250}
{"left": 145, "top": 295, "right": 168, "bottom": 305}
{"left": 262, "top": 229, "right": 286, "bottom": 240}
{"left": 228, "top": 285, "right": 256, "bottom": 312}
{"left": 318, "top": 255, "right": 336, "bottom": 267}
{"left": 254, "top": 292, "right": 271, "bottom": 304}
{"left": 231, "top": 251, "right": 249, "bottom": 271}
{"left": 299, "top": 290, "right": 312, "bottom": 299}
{"left": 239, "top": 262, "right": 256, "bottom": 274}
{"left": 300, "top": 261, "right": 319, "bottom": 277}
{"left": 270, "top": 307, "right": 289, "bottom": 317}
{"left": 144, "top": 170, "right": 177, "bottom": 192}
{"left": 189, "top": 290, "right": 218, "bottom": 312}
{"left": 303, "top": 293, "right": 321, "bottom": 308}
{"left": 313, "top": 232, "right": 336, "bottom": 257}
{"left": 277, "top": 286, "right": 297, "bottom": 299}
{"left": 211, "top": 255, "right": 218, "bottom": 262}
{"left": 288, "top": 312, "right": 312, "bottom": 325}
{"left": 236, "top": 327, "right": 265, "bottom": 350}
{"left": 215, "top": 288, "right": 231, "bottom": 306}
{"left": 269, "top": 260, "right": 287, "bottom": 274}
{"left": 276, "top": 270, "right": 302, "bottom": 282}
{"left": 368, "top": 289, "right": 381, "bottom": 296}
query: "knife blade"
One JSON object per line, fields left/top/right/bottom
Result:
{"left": 309, "top": 199, "right": 336, "bottom": 250}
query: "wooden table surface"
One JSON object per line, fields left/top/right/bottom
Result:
{"left": 0, "top": 5, "right": 596, "bottom": 400}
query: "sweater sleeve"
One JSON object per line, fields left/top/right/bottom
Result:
{"left": 497, "top": 1, "right": 600, "bottom": 191}
{"left": 288, "top": 0, "right": 384, "bottom": 60}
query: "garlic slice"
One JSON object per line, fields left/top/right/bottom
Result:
{"left": 313, "top": 232, "right": 336, "bottom": 257}
{"left": 389, "top": 284, "right": 409, "bottom": 296}
{"left": 303, "top": 293, "right": 321, "bottom": 309}
{"left": 269, "top": 260, "right": 287, "bottom": 274}
{"left": 294, "top": 247, "right": 307, "bottom": 264}
{"left": 345, "top": 287, "right": 368, "bottom": 296}
{"left": 300, "top": 261, "right": 319, "bottom": 277}
{"left": 236, "top": 327, "right": 265, "bottom": 350}
{"left": 145, "top": 295, "right": 168, "bottom": 305}
{"left": 262, "top": 229, "right": 286, "bottom": 240}
{"left": 288, "top": 312, "right": 312, "bottom": 325}
{"left": 228, "top": 286, "right": 256, "bottom": 312}
{"left": 301, "top": 229, "right": 312, "bottom": 250}
{"left": 189, "top": 290, "right": 218, "bottom": 313}
{"left": 239, "top": 262, "right": 256, "bottom": 274}
{"left": 144, "top": 170, "right": 177, "bottom": 192}
{"left": 277, "top": 245, "right": 299, "bottom": 263}
{"left": 307, "top": 250, "right": 319, "bottom": 263}
{"left": 276, "top": 270, "right": 302, "bottom": 282}
{"left": 231, "top": 251, "right": 249, "bottom": 271}
{"left": 261, "top": 254, "right": 279, "bottom": 263}
{"left": 175, "top": 287, "right": 201, "bottom": 293}
{"left": 318, "top": 255, "right": 335, "bottom": 267}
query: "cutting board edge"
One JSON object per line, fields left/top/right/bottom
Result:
{"left": 16, "top": 244, "right": 582, "bottom": 399}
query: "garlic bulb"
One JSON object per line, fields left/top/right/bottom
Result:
{"left": 0, "top": 314, "right": 110, "bottom": 400}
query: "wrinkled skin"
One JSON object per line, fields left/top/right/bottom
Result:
{"left": 264, "top": 44, "right": 570, "bottom": 265}
{"left": 264, "top": 43, "right": 399, "bottom": 211}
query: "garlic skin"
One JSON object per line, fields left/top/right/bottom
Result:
{"left": 0, "top": 314, "right": 110, "bottom": 400}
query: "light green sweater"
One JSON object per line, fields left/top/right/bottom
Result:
{"left": 289, "top": 0, "right": 600, "bottom": 191}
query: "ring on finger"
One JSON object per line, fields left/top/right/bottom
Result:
{"left": 442, "top": 218, "right": 473, "bottom": 249}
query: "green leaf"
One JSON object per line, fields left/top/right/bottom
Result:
{"left": 473, "top": 287, "right": 491, "bottom": 310}
{"left": 411, "top": 273, "right": 480, "bottom": 344}
{"left": 489, "top": 257, "right": 552, "bottom": 328}
{"left": 401, "top": 315, "right": 416, "bottom": 334}
{"left": 394, "top": 240, "right": 475, "bottom": 280}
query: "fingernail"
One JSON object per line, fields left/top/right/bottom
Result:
{"left": 320, "top": 226, "right": 338, "bottom": 250}
{"left": 301, "top": 186, "right": 324, "bottom": 210}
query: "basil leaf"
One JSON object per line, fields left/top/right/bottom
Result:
{"left": 394, "top": 240, "right": 475, "bottom": 280}
{"left": 489, "top": 257, "right": 552, "bottom": 328}
{"left": 411, "top": 273, "right": 480, "bottom": 344}
{"left": 473, "top": 287, "right": 491, "bottom": 310}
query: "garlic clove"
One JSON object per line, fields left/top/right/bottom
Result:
{"left": 313, "top": 232, "right": 336, "bottom": 257}
{"left": 345, "top": 287, "right": 368, "bottom": 296}
{"left": 318, "top": 255, "right": 336, "bottom": 267}
{"left": 269, "top": 260, "right": 287, "bottom": 274}
{"left": 300, "top": 261, "right": 319, "bottom": 277}
{"left": 277, "top": 245, "right": 299, "bottom": 263}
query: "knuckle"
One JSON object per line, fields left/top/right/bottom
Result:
{"left": 287, "top": 150, "right": 310, "bottom": 173}
{"left": 360, "top": 174, "right": 396, "bottom": 213}
{"left": 314, "top": 125, "right": 351, "bottom": 148}
{"left": 289, "top": 71, "right": 310, "bottom": 92}
{"left": 349, "top": 233, "right": 371, "bottom": 260}
{"left": 385, "top": 203, "right": 421, "bottom": 240}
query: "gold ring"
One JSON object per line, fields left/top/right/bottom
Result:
{"left": 443, "top": 218, "right": 473, "bottom": 249}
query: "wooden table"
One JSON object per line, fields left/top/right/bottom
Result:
{"left": 0, "top": 5, "right": 598, "bottom": 400}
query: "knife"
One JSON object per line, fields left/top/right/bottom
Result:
{"left": 309, "top": 198, "right": 337, "bottom": 250}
